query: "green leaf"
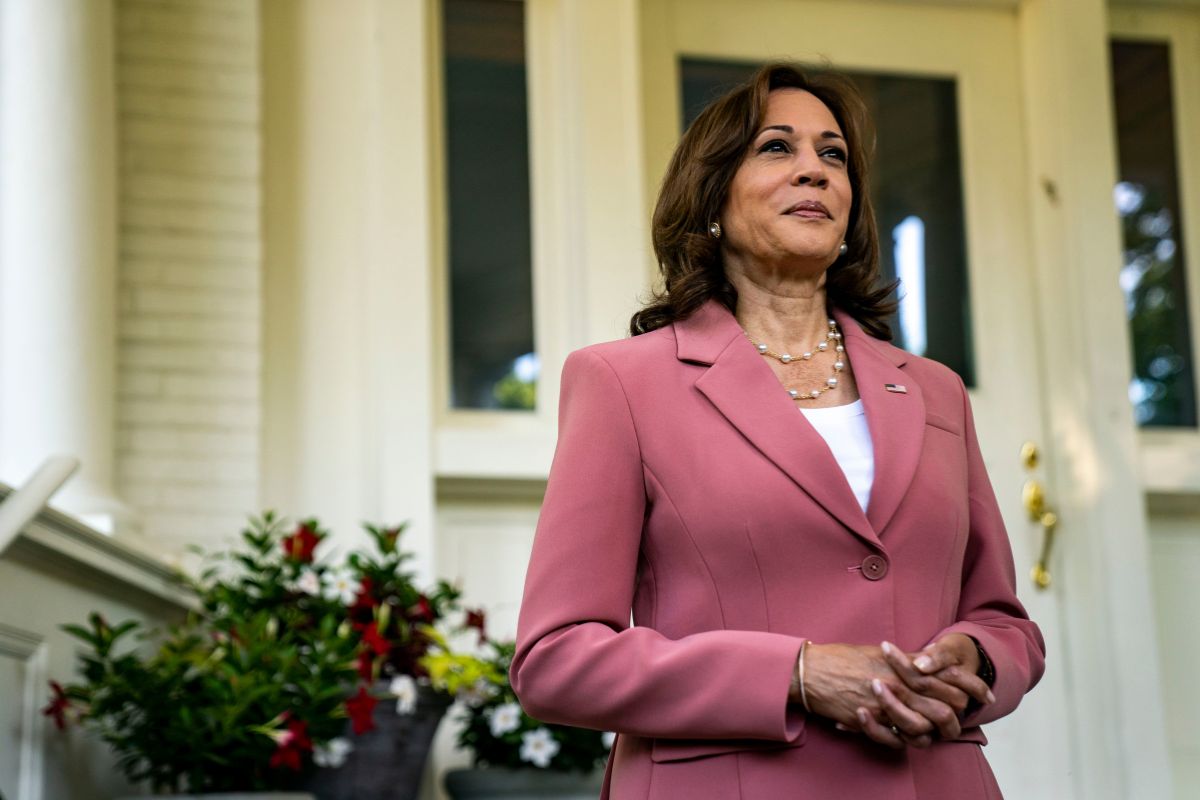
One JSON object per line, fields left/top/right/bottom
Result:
{"left": 60, "top": 623, "right": 96, "bottom": 645}
{"left": 109, "top": 620, "right": 141, "bottom": 641}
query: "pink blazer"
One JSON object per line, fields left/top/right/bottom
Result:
{"left": 512, "top": 299, "right": 1045, "bottom": 799}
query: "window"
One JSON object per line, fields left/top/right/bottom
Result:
{"left": 442, "top": 0, "right": 536, "bottom": 410}
{"left": 681, "top": 59, "right": 975, "bottom": 386}
{"left": 1110, "top": 39, "right": 1197, "bottom": 428}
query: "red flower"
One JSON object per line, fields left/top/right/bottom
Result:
{"left": 281, "top": 522, "right": 321, "bottom": 563}
{"left": 269, "top": 717, "right": 313, "bottom": 771}
{"left": 349, "top": 577, "right": 378, "bottom": 621}
{"left": 410, "top": 595, "right": 435, "bottom": 624}
{"left": 356, "top": 649, "right": 375, "bottom": 681}
{"left": 361, "top": 622, "right": 390, "bottom": 656}
{"left": 382, "top": 527, "right": 402, "bottom": 553}
{"left": 465, "top": 607, "right": 487, "bottom": 644}
{"left": 42, "top": 681, "right": 71, "bottom": 731}
{"left": 346, "top": 685, "right": 378, "bottom": 735}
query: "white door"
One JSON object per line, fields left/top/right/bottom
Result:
{"left": 639, "top": 1, "right": 1075, "bottom": 797}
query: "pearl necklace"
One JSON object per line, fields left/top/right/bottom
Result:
{"left": 743, "top": 318, "right": 846, "bottom": 401}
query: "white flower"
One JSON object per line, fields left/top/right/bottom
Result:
{"left": 313, "top": 737, "right": 353, "bottom": 768}
{"left": 295, "top": 569, "right": 321, "bottom": 596}
{"left": 322, "top": 568, "right": 359, "bottom": 606}
{"left": 602, "top": 731, "right": 616, "bottom": 749}
{"left": 519, "top": 727, "right": 560, "bottom": 768}
{"left": 488, "top": 701, "right": 523, "bottom": 737}
{"left": 389, "top": 674, "right": 417, "bottom": 714}
{"left": 457, "top": 677, "right": 497, "bottom": 708}
{"left": 118, "top": 702, "right": 146, "bottom": 728}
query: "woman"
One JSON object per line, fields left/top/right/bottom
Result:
{"left": 511, "top": 62, "right": 1045, "bottom": 799}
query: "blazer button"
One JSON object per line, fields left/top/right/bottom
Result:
{"left": 861, "top": 555, "right": 889, "bottom": 581}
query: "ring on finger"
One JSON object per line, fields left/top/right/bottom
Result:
{"left": 890, "top": 725, "right": 901, "bottom": 737}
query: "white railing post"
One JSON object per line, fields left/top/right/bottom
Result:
{"left": 0, "top": 457, "right": 80, "bottom": 557}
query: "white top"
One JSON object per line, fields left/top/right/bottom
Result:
{"left": 799, "top": 399, "right": 875, "bottom": 513}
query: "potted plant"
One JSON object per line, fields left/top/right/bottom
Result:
{"left": 423, "top": 620, "right": 610, "bottom": 800}
{"left": 45, "top": 513, "right": 467, "bottom": 799}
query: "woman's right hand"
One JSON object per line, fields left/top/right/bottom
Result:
{"left": 800, "top": 642, "right": 964, "bottom": 748}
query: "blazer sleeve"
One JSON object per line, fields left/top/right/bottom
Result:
{"left": 510, "top": 348, "right": 806, "bottom": 742}
{"left": 931, "top": 373, "right": 1047, "bottom": 726}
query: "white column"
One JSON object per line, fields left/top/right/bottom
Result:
{"left": 528, "top": 0, "right": 649, "bottom": 353}
{"left": 0, "top": 0, "right": 126, "bottom": 532}
{"left": 261, "top": 0, "right": 437, "bottom": 579}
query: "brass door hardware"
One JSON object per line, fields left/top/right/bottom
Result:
{"left": 1020, "top": 442, "right": 1058, "bottom": 590}
{"left": 1019, "top": 440, "right": 1039, "bottom": 471}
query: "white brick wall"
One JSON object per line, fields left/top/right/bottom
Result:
{"left": 115, "top": 0, "right": 261, "bottom": 555}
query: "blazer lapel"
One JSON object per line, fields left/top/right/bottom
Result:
{"left": 677, "top": 301, "right": 880, "bottom": 549}
{"left": 832, "top": 308, "right": 926, "bottom": 535}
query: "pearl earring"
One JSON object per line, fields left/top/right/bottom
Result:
{"left": 838, "top": 241, "right": 848, "bottom": 256}
{"left": 709, "top": 221, "right": 722, "bottom": 239}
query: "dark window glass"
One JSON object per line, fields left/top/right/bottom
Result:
{"left": 1110, "top": 40, "right": 1197, "bottom": 427}
{"left": 443, "top": 0, "right": 536, "bottom": 410}
{"left": 680, "top": 59, "right": 974, "bottom": 386}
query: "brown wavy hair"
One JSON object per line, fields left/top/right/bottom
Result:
{"left": 630, "top": 62, "right": 898, "bottom": 339}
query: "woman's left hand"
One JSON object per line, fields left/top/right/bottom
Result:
{"left": 903, "top": 633, "right": 995, "bottom": 710}
{"left": 838, "top": 634, "right": 994, "bottom": 746}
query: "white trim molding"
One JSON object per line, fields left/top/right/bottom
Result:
{"left": 0, "top": 623, "right": 47, "bottom": 800}
{"left": 0, "top": 484, "right": 190, "bottom": 610}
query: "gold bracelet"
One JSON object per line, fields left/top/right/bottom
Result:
{"left": 798, "top": 640, "right": 811, "bottom": 712}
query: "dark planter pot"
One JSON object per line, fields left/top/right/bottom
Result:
{"left": 443, "top": 767, "right": 604, "bottom": 800}
{"left": 122, "top": 795, "right": 315, "bottom": 799}
{"left": 302, "top": 683, "right": 452, "bottom": 800}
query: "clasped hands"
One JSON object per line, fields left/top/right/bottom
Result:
{"left": 792, "top": 633, "right": 995, "bottom": 749}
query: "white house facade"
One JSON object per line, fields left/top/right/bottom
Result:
{"left": 1, "top": 1, "right": 1198, "bottom": 798}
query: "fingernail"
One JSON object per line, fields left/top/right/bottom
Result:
{"left": 857, "top": 708, "right": 869, "bottom": 725}
{"left": 835, "top": 722, "right": 851, "bottom": 732}
{"left": 986, "top": 690, "right": 996, "bottom": 704}
{"left": 871, "top": 678, "right": 883, "bottom": 696}
{"left": 881, "top": 641, "right": 893, "bottom": 655}
{"left": 914, "top": 656, "right": 933, "bottom": 672}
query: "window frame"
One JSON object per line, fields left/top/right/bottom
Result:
{"left": 430, "top": 0, "right": 560, "bottom": 478}
{"left": 430, "top": 0, "right": 650, "bottom": 480}
{"left": 1110, "top": 6, "right": 1200, "bottom": 493}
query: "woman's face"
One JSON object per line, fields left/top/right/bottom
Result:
{"left": 720, "top": 88, "right": 852, "bottom": 273}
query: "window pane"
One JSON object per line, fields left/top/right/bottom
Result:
{"left": 680, "top": 59, "right": 975, "bottom": 386}
{"left": 1110, "top": 40, "right": 1197, "bottom": 428}
{"left": 443, "top": 0, "right": 536, "bottom": 410}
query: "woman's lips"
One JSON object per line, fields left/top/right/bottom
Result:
{"left": 784, "top": 201, "right": 831, "bottom": 218}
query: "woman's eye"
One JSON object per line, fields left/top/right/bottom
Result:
{"left": 822, "top": 147, "right": 848, "bottom": 163}
{"left": 758, "top": 139, "right": 790, "bottom": 154}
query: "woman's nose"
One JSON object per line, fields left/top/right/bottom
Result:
{"left": 791, "top": 150, "right": 828, "bottom": 187}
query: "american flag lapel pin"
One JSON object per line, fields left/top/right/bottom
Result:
{"left": 884, "top": 383, "right": 908, "bottom": 394}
